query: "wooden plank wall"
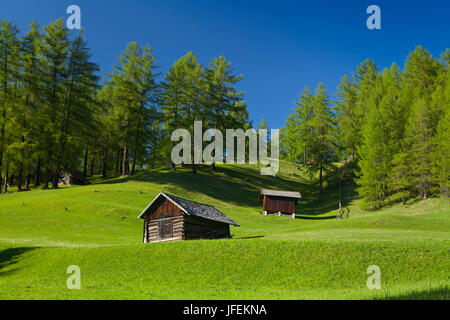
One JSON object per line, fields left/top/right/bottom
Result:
{"left": 149, "top": 198, "right": 183, "bottom": 220}
{"left": 146, "top": 216, "right": 184, "bottom": 242}
{"left": 143, "top": 197, "right": 231, "bottom": 242}
{"left": 263, "top": 195, "right": 296, "bottom": 214}
{"left": 143, "top": 197, "right": 185, "bottom": 243}
{"left": 184, "top": 215, "right": 230, "bottom": 240}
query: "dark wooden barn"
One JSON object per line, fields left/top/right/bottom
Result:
{"left": 138, "top": 192, "right": 239, "bottom": 243}
{"left": 259, "top": 189, "right": 302, "bottom": 218}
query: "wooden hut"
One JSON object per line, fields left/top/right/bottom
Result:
{"left": 258, "top": 189, "right": 302, "bottom": 218}
{"left": 138, "top": 192, "right": 239, "bottom": 243}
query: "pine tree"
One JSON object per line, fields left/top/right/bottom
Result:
{"left": 308, "top": 83, "right": 336, "bottom": 195}
{"left": 40, "top": 18, "right": 70, "bottom": 189}
{"left": 58, "top": 29, "right": 99, "bottom": 175}
{"left": 0, "top": 20, "right": 20, "bottom": 193}
{"left": 161, "top": 57, "right": 185, "bottom": 171}
{"left": 282, "top": 87, "right": 314, "bottom": 165}
{"left": 400, "top": 46, "right": 444, "bottom": 199}
{"left": 335, "top": 74, "right": 357, "bottom": 160}
{"left": 204, "top": 56, "right": 244, "bottom": 170}
{"left": 20, "top": 20, "right": 43, "bottom": 190}
{"left": 352, "top": 59, "right": 378, "bottom": 158}
{"left": 110, "top": 42, "right": 158, "bottom": 176}
{"left": 357, "top": 64, "right": 403, "bottom": 208}
{"left": 431, "top": 66, "right": 450, "bottom": 197}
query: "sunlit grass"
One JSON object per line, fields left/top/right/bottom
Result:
{"left": 0, "top": 162, "right": 449, "bottom": 299}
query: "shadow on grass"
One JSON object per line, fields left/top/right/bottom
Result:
{"left": 296, "top": 215, "right": 336, "bottom": 220}
{"left": 377, "top": 286, "right": 450, "bottom": 300}
{"left": 0, "top": 247, "right": 38, "bottom": 277}
{"left": 94, "top": 164, "right": 353, "bottom": 217}
{"left": 234, "top": 235, "right": 265, "bottom": 240}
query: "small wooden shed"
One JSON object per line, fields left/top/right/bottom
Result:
{"left": 259, "top": 189, "right": 302, "bottom": 218}
{"left": 138, "top": 192, "right": 239, "bottom": 243}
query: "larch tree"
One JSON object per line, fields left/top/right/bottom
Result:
{"left": 0, "top": 20, "right": 20, "bottom": 193}
{"left": 335, "top": 74, "right": 357, "bottom": 161}
{"left": 109, "top": 42, "right": 158, "bottom": 176}
{"left": 400, "top": 46, "right": 444, "bottom": 199}
{"left": 40, "top": 18, "right": 70, "bottom": 189}
{"left": 357, "top": 64, "right": 403, "bottom": 208}
{"left": 282, "top": 87, "right": 315, "bottom": 165}
{"left": 308, "top": 83, "right": 336, "bottom": 195}
{"left": 204, "top": 56, "right": 244, "bottom": 170}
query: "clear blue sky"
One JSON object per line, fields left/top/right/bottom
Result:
{"left": 2, "top": 0, "right": 450, "bottom": 129}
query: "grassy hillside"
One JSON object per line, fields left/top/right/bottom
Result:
{"left": 0, "top": 161, "right": 449, "bottom": 299}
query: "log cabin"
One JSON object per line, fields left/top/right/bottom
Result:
{"left": 138, "top": 192, "right": 240, "bottom": 243}
{"left": 258, "top": 189, "right": 302, "bottom": 218}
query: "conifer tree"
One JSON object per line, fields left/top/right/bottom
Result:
{"left": 282, "top": 87, "right": 314, "bottom": 164}
{"left": 335, "top": 74, "right": 357, "bottom": 160}
{"left": 20, "top": 21, "right": 43, "bottom": 189}
{"left": 0, "top": 20, "right": 20, "bottom": 193}
{"left": 40, "top": 18, "right": 70, "bottom": 188}
{"left": 399, "top": 46, "right": 444, "bottom": 199}
{"left": 308, "top": 83, "right": 336, "bottom": 195}
{"left": 204, "top": 56, "right": 244, "bottom": 170}
{"left": 110, "top": 42, "right": 158, "bottom": 176}
{"left": 357, "top": 64, "right": 403, "bottom": 208}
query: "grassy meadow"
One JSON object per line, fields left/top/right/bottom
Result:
{"left": 0, "top": 161, "right": 449, "bottom": 299}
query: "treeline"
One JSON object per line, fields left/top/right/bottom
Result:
{"left": 282, "top": 46, "right": 450, "bottom": 208}
{"left": 0, "top": 19, "right": 248, "bottom": 193}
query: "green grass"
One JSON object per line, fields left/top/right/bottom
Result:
{"left": 0, "top": 161, "right": 449, "bottom": 299}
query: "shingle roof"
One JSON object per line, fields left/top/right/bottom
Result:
{"left": 259, "top": 188, "right": 302, "bottom": 199}
{"left": 138, "top": 192, "right": 240, "bottom": 227}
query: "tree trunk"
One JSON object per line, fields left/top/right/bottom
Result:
{"left": 131, "top": 111, "right": 143, "bottom": 176}
{"left": 2, "top": 163, "right": 8, "bottom": 194}
{"left": 83, "top": 148, "right": 88, "bottom": 177}
{"left": 90, "top": 156, "right": 95, "bottom": 177}
{"left": 17, "top": 164, "right": 23, "bottom": 192}
{"left": 131, "top": 147, "right": 137, "bottom": 176}
{"left": 337, "top": 165, "right": 346, "bottom": 218}
{"left": 102, "top": 149, "right": 108, "bottom": 178}
{"left": 122, "top": 111, "right": 131, "bottom": 176}
{"left": 122, "top": 144, "right": 129, "bottom": 176}
{"left": 319, "top": 163, "right": 323, "bottom": 195}
{"left": 42, "top": 169, "right": 50, "bottom": 190}
{"left": 191, "top": 142, "right": 197, "bottom": 174}
{"left": 115, "top": 150, "right": 120, "bottom": 175}
{"left": 34, "top": 157, "right": 41, "bottom": 187}
{"left": 210, "top": 148, "right": 216, "bottom": 171}
{"left": 25, "top": 172, "right": 31, "bottom": 190}
{"left": 51, "top": 169, "right": 59, "bottom": 189}
{"left": 0, "top": 58, "right": 8, "bottom": 195}
{"left": 119, "top": 153, "right": 123, "bottom": 176}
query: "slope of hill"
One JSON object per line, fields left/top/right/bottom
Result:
{"left": 0, "top": 161, "right": 449, "bottom": 299}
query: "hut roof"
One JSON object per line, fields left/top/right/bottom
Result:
{"left": 259, "top": 188, "right": 302, "bottom": 199}
{"left": 138, "top": 192, "right": 240, "bottom": 227}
